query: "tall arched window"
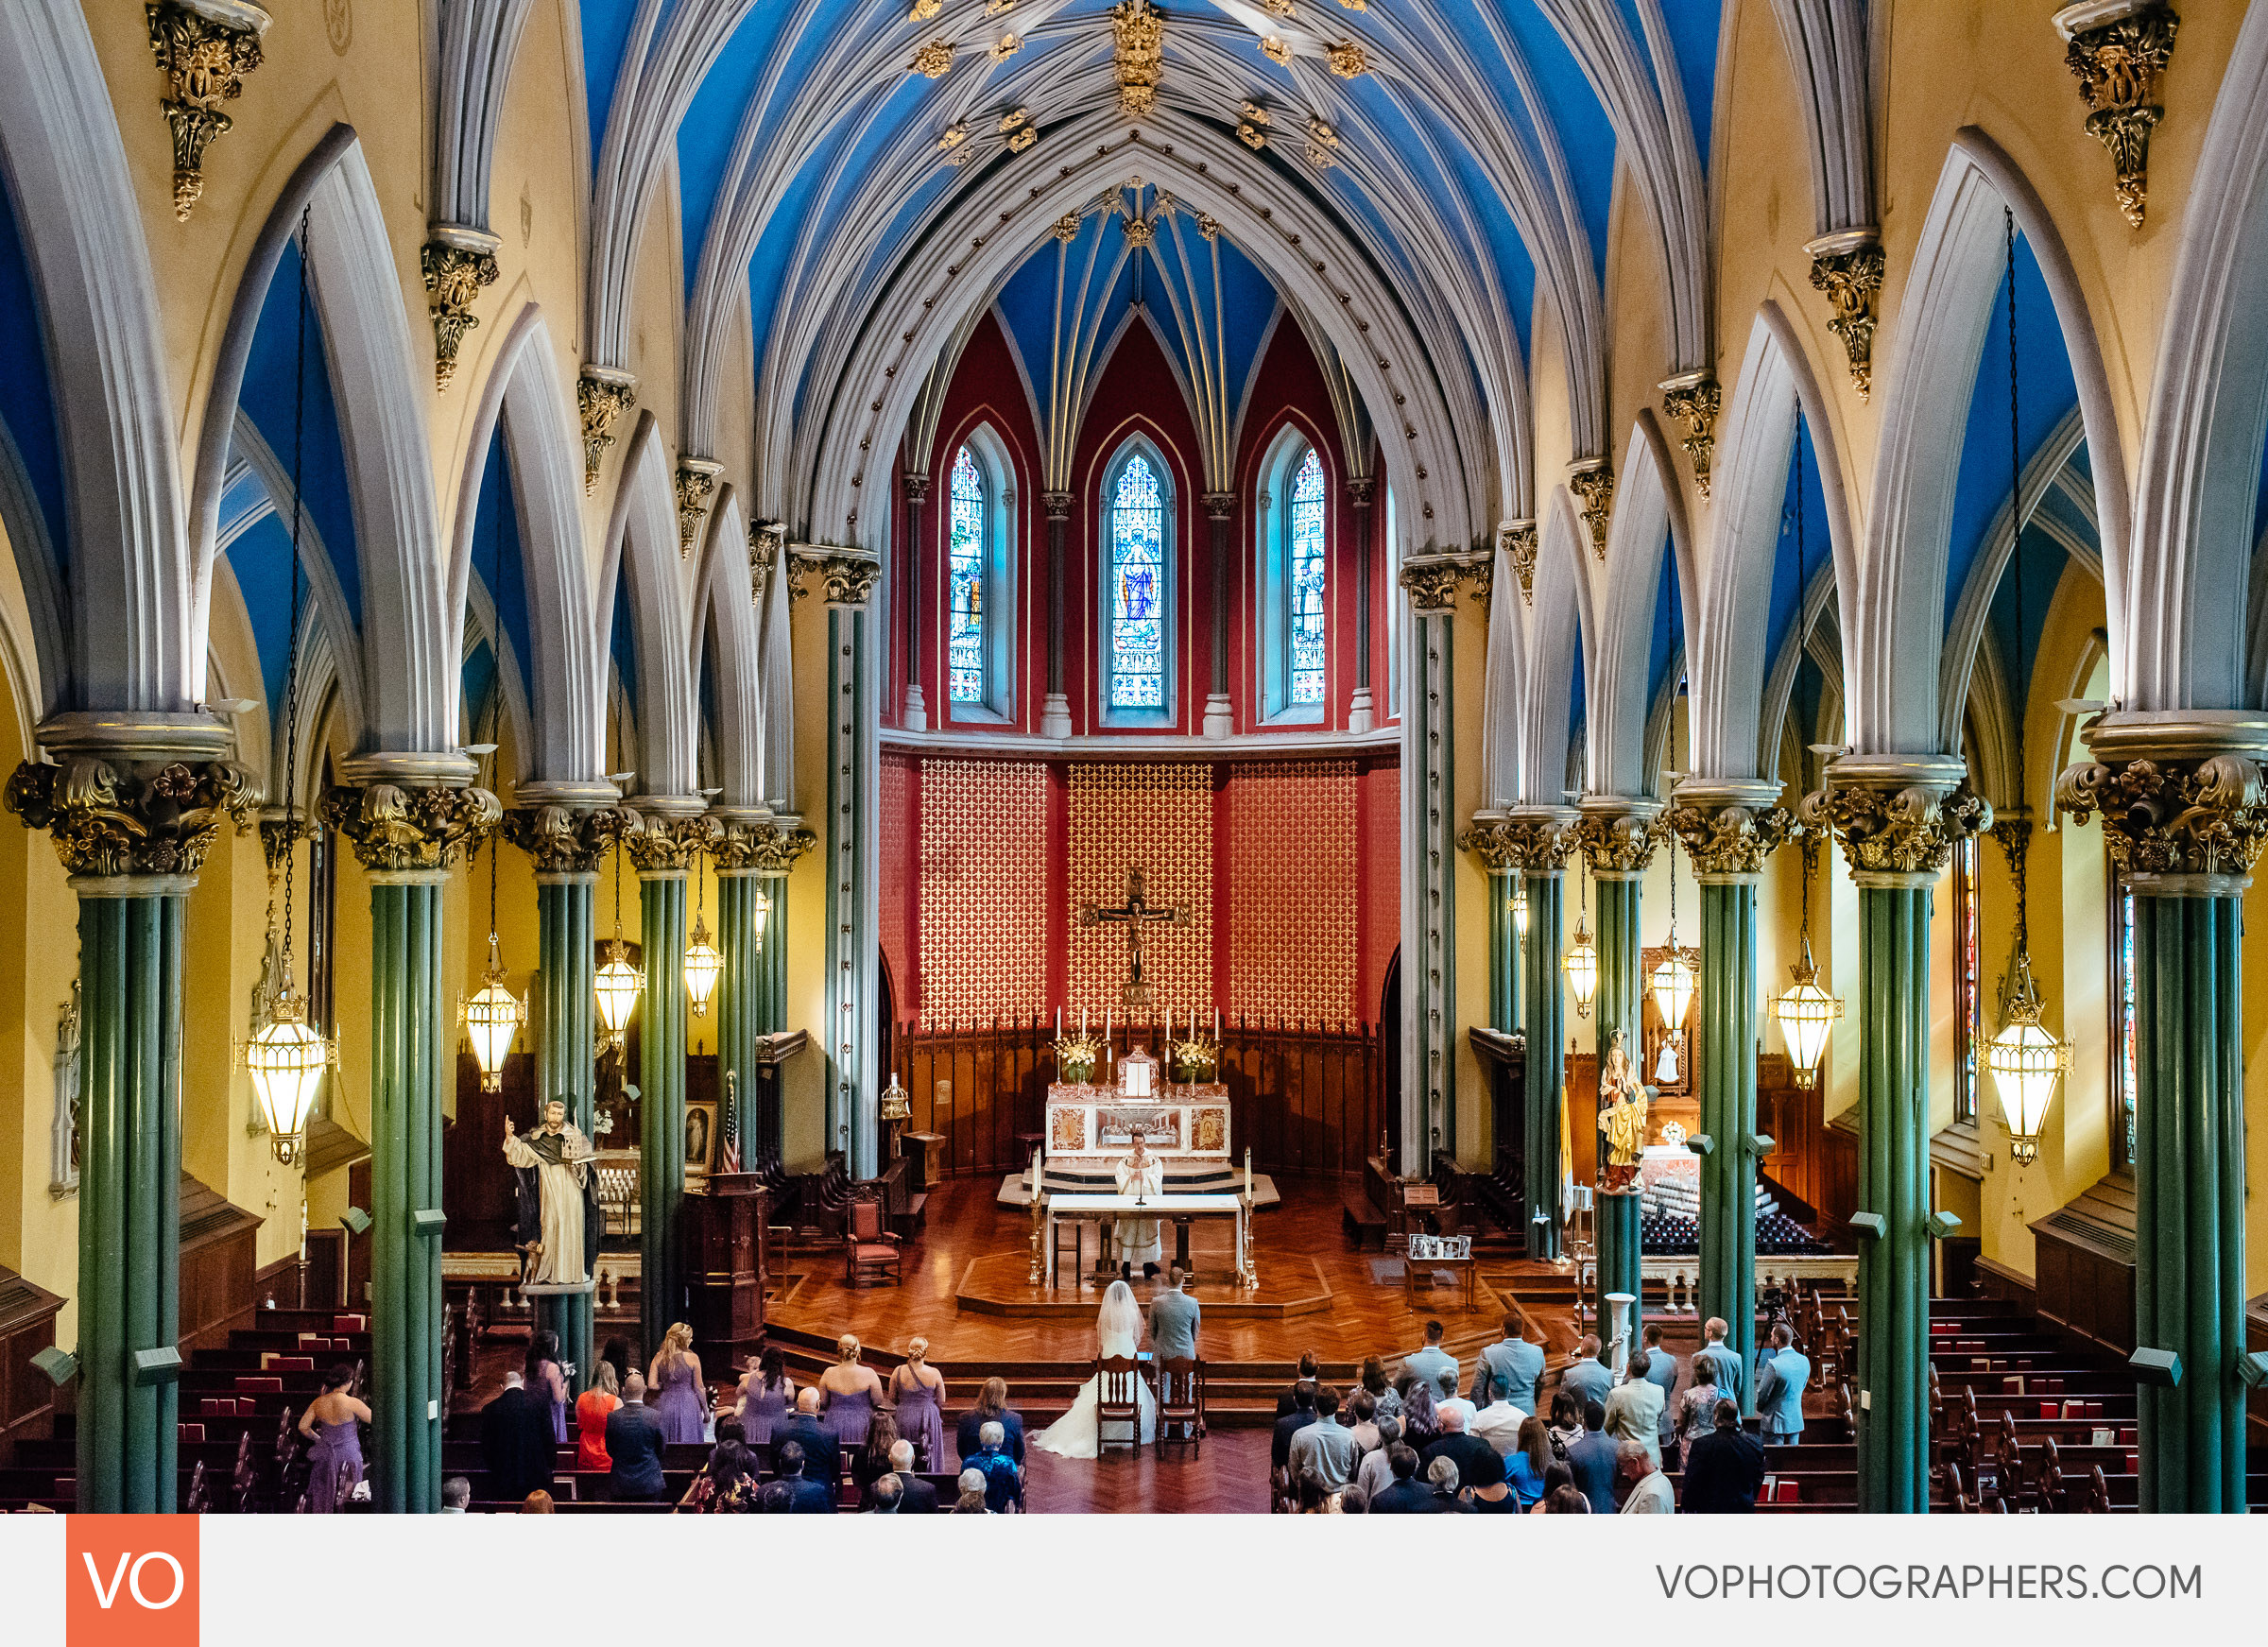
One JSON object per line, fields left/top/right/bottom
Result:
{"left": 948, "top": 445, "right": 986, "bottom": 704}
{"left": 1288, "top": 449, "right": 1328, "bottom": 704}
{"left": 1256, "top": 430, "right": 1329, "bottom": 722}
{"left": 1103, "top": 444, "right": 1171, "bottom": 717}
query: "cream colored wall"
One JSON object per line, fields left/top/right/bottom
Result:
{"left": 785, "top": 593, "right": 830, "bottom": 1171}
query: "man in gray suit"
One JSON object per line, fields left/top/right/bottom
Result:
{"left": 1754, "top": 1324, "right": 1811, "bottom": 1445}
{"left": 1692, "top": 1316, "right": 1745, "bottom": 1413}
{"left": 1638, "top": 1324, "right": 1680, "bottom": 1454}
{"left": 1148, "top": 1265, "right": 1201, "bottom": 1360}
{"left": 1559, "top": 1333, "right": 1615, "bottom": 1412}
{"left": 1471, "top": 1314, "right": 1545, "bottom": 1415}
{"left": 1402, "top": 1319, "right": 1458, "bottom": 1395}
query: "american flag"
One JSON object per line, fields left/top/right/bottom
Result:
{"left": 719, "top": 1071, "right": 742, "bottom": 1174}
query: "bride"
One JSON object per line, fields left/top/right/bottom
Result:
{"left": 1031, "top": 1280, "right": 1158, "bottom": 1457}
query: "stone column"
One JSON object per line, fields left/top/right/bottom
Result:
{"left": 901, "top": 472, "right": 929, "bottom": 730}
{"left": 503, "top": 794, "right": 630, "bottom": 1393}
{"left": 711, "top": 814, "right": 814, "bottom": 1160}
{"left": 1575, "top": 801, "right": 1665, "bottom": 1326}
{"left": 622, "top": 805, "right": 718, "bottom": 1351}
{"left": 1203, "top": 491, "right": 1236, "bottom": 738}
{"left": 1505, "top": 809, "right": 1580, "bottom": 1259}
{"left": 1801, "top": 758, "right": 1986, "bottom": 1514}
{"left": 1668, "top": 784, "right": 1795, "bottom": 1409}
{"left": 1399, "top": 561, "right": 1464, "bottom": 1173}
{"left": 1347, "top": 478, "right": 1375, "bottom": 733}
{"left": 801, "top": 551, "right": 885, "bottom": 1178}
{"left": 325, "top": 770, "right": 499, "bottom": 1514}
{"left": 3, "top": 720, "right": 251, "bottom": 1511}
{"left": 1458, "top": 817, "right": 1521, "bottom": 1033}
{"left": 1040, "top": 492, "right": 1074, "bottom": 737}
{"left": 2057, "top": 727, "right": 2265, "bottom": 1512}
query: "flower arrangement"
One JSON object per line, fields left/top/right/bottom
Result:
{"left": 1054, "top": 1033, "right": 1101, "bottom": 1085}
{"left": 1169, "top": 1036, "right": 1218, "bottom": 1084}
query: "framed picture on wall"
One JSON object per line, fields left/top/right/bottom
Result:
{"left": 684, "top": 1100, "right": 719, "bottom": 1183}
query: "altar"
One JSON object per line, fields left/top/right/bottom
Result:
{"left": 1043, "top": 1083, "right": 1231, "bottom": 1168}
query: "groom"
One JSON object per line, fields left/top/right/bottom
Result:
{"left": 1148, "top": 1265, "right": 1202, "bottom": 1418}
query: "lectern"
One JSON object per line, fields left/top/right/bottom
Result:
{"left": 683, "top": 1175, "right": 768, "bottom": 1374}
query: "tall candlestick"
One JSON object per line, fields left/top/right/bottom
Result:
{"left": 1057, "top": 1007, "right": 1062, "bottom": 1038}
{"left": 1214, "top": 1008, "right": 1221, "bottom": 1040}
{"left": 1245, "top": 1147, "right": 1253, "bottom": 1200}
{"left": 1081, "top": 1005, "right": 1087, "bottom": 1036}
{"left": 1031, "top": 1147, "right": 1040, "bottom": 1200}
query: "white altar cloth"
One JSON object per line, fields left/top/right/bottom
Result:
{"left": 1044, "top": 1192, "right": 1246, "bottom": 1286}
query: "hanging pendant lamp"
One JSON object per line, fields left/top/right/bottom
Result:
{"left": 684, "top": 849, "right": 723, "bottom": 1016}
{"left": 457, "top": 451, "right": 524, "bottom": 1094}
{"left": 1510, "top": 881, "right": 1529, "bottom": 938}
{"left": 1766, "top": 401, "right": 1843, "bottom": 1089}
{"left": 595, "top": 836, "right": 644, "bottom": 1058}
{"left": 1649, "top": 734, "right": 1696, "bottom": 1056}
{"left": 1981, "top": 208, "right": 2070, "bottom": 1164}
{"left": 1562, "top": 875, "right": 1598, "bottom": 1018}
{"left": 243, "top": 209, "right": 338, "bottom": 1165}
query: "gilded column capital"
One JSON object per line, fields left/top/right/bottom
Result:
{"left": 2056, "top": 2, "right": 2179, "bottom": 229}
{"left": 421, "top": 226, "right": 500, "bottom": 392}
{"left": 1659, "top": 371, "right": 1722, "bottom": 498}
{"left": 321, "top": 781, "right": 499, "bottom": 875}
{"left": 1500, "top": 808, "right": 1583, "bottom": 873}
{"left": 902, "top": 472, "right": 931, "bottom": 506}
{"left": 1500, "top": 521, "right": 1538, "bottom": 605}
{"left": 1398, "top": 557, "right": 1462, "bottom": 614}
{"left": 675, "top": 458, "right": 723, "bottom": 559}
{"left": 748, "top": 520, "right": 784, "bottom": 608}
{"left": 712, "top": 815, "right": 818, "bottom": 875}
{"left": 1345, "top": 477, "right": 1375, "bottom": 507}
{"left": 788, "top": 546, "right": 883, "bottom": 609}
{"left": 1569, "top": 461, "right": 1613, "bottom": 560}
{"left": 1202, "top": 491, "right": 1237, "bottom": 522}
{"left": 621, "top": 807, "right": 724, "bottom": 875}
{"left": 576, "top": 366, "right": 637, "bottom": 495}
{"left": 146, "top": 1, "right": 269, "bottom": 222}
{"left": 1805, "top": 230, "right": 1884, "bottom": 401}
{"left": 2055, "top": 751, "right": 2268, "bottom": 890}
{"left": 501, "top": 802, "right": 635, "bottom": 876}
{"left": 1572, "top": 798, "right": 1667, "bottom": 878}
{"left": 5, "top": 754, "right": 253, "bottom": 882}
{"left": 1042, "top": 489, "right": 1074, "bottom": 520}
{"left": 1666, "top": 780, "right": 1796, "bottom": 881}
{"left": 1797, "top": 756, "right": 1989, "bottom": 880}
{"left": 1456, "top": 815, "right": 1522, "bottom": 872}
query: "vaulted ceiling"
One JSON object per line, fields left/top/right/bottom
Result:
{"left": 568, "top": 0, "right": 1725, "bottom": 544}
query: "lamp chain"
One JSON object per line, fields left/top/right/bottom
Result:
{"left": 2003, "top": 207, "right": 2032, "bottom": 959}
{"left": 486, "top": 439, "right": 505, "bottom": 944}
{"left": 279, "top": 209, "right": 312, "bottom": 993}
{"left": 1791, "top": 393, "right": 1814, "bottom": 947}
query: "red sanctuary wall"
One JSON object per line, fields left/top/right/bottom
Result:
{"left": 883, "top": 754, "right": 1399, "bottom": 1026}
{"left": 892, "top": 305, "right": 1391, "bottom": 737}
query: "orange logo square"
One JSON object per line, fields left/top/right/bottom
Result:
{"left": 66, "top": 1517, "right": 198, "bottom": 1647}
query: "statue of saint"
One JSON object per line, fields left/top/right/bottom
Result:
{"left": 1596, "top": 1028, "right": 1649, "bottom": 1193}
{"left": 504, "top": 1098, "right": 601, "bottom": 1289}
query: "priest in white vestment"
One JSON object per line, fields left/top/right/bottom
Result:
{"left": 1113, "top": 1128, "right": 1165, "bottom": 1277}
{"left": 504, "top": 1100, "right": 596, "bottom": 1286}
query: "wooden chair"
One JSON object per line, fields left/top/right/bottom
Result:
{"left": 1095, "top": 1356, "right": 1143, "bottom": 1455}
{"left": 843, "top": 1195, "right": 903, "bottom": 1287}
{"left": 1156, "top": 1356, "right": 1205, "bottom": 1458}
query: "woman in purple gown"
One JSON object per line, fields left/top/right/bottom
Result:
{"left": 734, "top": 1347, "right": 795, "bottom": 1446}
{"left": 297, "top": 1365, "right": 370, "bottom": 1512}
{"left": 816, "top": 1332, "right": 885, "bottom": 1450}
{"left": 649, "top": 1322, "right": 710, "bottom": 1444}
{"left": 887, "top": 1336, "right": 948, "bottom": 1469}
{"left": 526, "top": 1330, "right": 570, "bottom": 1443}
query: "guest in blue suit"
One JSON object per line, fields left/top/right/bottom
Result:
{"left": 1470, "top": 1314, "right": 1545, "bottom": 1415}
{"left": 1402, "top": 1320, "right": 1458, "bottom": 1396}
{"left": 1559, "top": 1333, "right": 1615, "bottom": 1413}
{"left": 1754, "top": 1324, "right": 1811, "bottom": 1445}
{"left": 1692, "top": 1317, "right": 1746, "bottom": 1414}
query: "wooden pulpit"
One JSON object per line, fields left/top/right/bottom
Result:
{"left": 682, "top": 1175, "right": 768, "bottom": 1376}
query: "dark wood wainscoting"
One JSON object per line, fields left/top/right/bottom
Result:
{"left": 0, "top": 1264, "right": 64, "bottom": 1467}
{"left": 180, "top": 1173, "right": 264, "bottom": 1355}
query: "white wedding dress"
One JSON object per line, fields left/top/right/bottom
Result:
{"left": 1032, "top": 1281, "right": 1158, "bottom": 1457}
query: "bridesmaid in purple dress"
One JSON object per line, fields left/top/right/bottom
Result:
{"left": 649, "top": 1322, "right": 710, "bottom": 1444}
{"left": 527, "top": 1330, "right": 570, "bottom": 1444}
{"left": 297, "top": 1366, "right": 370, "bottom": 1512}
{"left": 887, "top": 1337, "right": 948, "bottom": 1470}
{"left": 817, "top": 1333, "right": 886, "bottom": 1450}
{"left": 734, "top": 1347, "right": 795, "bottom": 1446}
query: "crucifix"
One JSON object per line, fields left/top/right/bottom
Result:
{"left": 1079, "top": 864, "right": 1187, "bottom": 1005}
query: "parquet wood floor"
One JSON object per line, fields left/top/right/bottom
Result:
{"left": 772, "top": 1175, "right": 1550, "bottom": 1365}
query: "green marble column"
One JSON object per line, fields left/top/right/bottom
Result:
{"left": 6, "top": 741, "right": 252, "bottom": 1513}
{"left": 713, "top": 867, "right": 763, "bottom": 1158}
{"left": 1804, "top": 763, "right": 1984, "bottom": 1515}
{"left": 1488, "top": 867, "right": 1520, "bottom": 1031}
{"left": 637, "top": 863, "right": 688, "bottom": 1348}
{"left": 816, "top": 553, "right": 884, "bottom": 1179}
{"left": 1504, "top": 809, "right": 1577, "bottom": 1259}
{"left": 2058, "top": 743, "right": 2259, "bottom": 1514}
{"left": 327, "top": 776, "right": 497, "bottom": 1514}
{"left": 1669, "top": 788, "right": 1793, "bottom": 1413}
{"left": 75, "top": 888, "right": 189, "bottom": 1512}
{"left": 1576, "top": 803, "right": 1660, "bottom": 1335}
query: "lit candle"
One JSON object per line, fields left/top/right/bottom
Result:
{"left": 1105, "top": 1009, "right": 1111, "bottom": 1047}
{"left": 1166, "top": 1006, "right": 1173, "bottom": 1045}
{"left": 1031, "top": 1147, "right": 1040, "bottom": 1200}
{"left": 1057, "top": 1007, "right": 1062, "bottom": 1038}
{"left": 1214, "top": 1008, "right": 1220, "bottom": 1040}
{"left": 1245, "top": 1147, "right": 1253, "bottom": 1199}
{"left": 1081, "top": 1005, "right": 1088, "bottom": 1036}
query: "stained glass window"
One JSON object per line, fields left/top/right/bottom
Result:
{"left": 1108, "top": 453, "right": 1165, "bottom": 708}
{"left": 948, "top": 446, "right": 985, "bottom": 704}
{"left": 1952, "top": 833, "right": 1980, "bottom": 1123}
{"left": 2112, "top": 877, "right": 2137, "bottom": 1169}
{"left": 1288, "top": 448, "right": 1327, "bottom": 704}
